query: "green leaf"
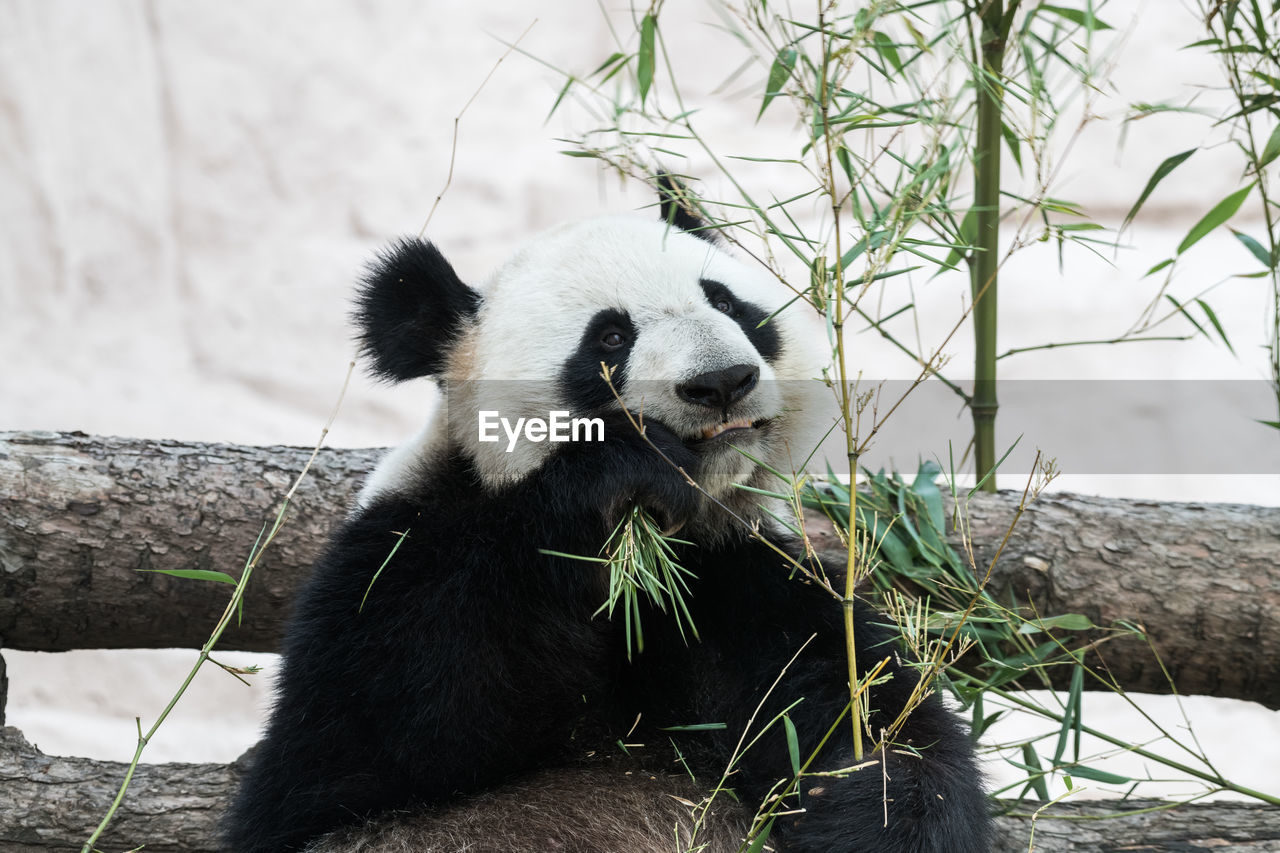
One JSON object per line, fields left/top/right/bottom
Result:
{"left": 1260, "top": 124, "right": 1280, "bottom": 168}
{"left": 910, "top": 460, "right": 946, "bottom": 538}
{"left": 1001, "top": 120, "right": 1023, "bottom": 171}
{"left": 1054, "top": 664, "right": 1084, "bottom": 764}
{"left": 1165, "top": 295, "right": 1208, "bottom": 339}
{"left": 1020, "top": 743, "right": 1050, "bottom": 801}
{"left": 1177, "top": 183, "right": 1255, "bottom": 255}
{"left": 1143, "top": 257, "right": 1175, "bottom": 278}
{"left": 745, "top": 819, "right": 775, "bottom": 853}
{"left": 1196, "top": 299, "right": 1236, "bottom": 355}
{"left": 835, "top": 145, "right": 857, "bottom": 186}
{"left": 937, "top": 209, "right": 977, "bottom": 274}
{"left": 1037, "top": 4, "right": 1114, "bottom": 30}
{"left": 1231, "top": 229, "right": 1275, "bottom": 268}
{"left": 1247, "top": 70, "right": 1280, "bottom": 91}
{"left": 659, "top": 722, "right": 728, "bottom": 731}
{"left": 137, "top": 568, "right": 237, "bottom": 585}
{"left": 758, "top": 47, "right": 798, "bottom": 120}
{"left": 871, "top": 31, "right": 903, "bottom": 74}
{"left": 1066, "top": 765, "right": 1134, "bottom": 785}
{"left": 1123, "top": 149, "right": 1195, "bottom": 230}
{"left": 637, "top": 14, "right": 657, "bottom": 106}
{"left": 783, "top": 715, "right": 801, "bottom": 778}
{"left": 547, "top": 77, "right": 575, "bottom": 122}
{"left": 590, "top": 51, "right": 627, "bottom": 78}
{"left": 361, "top": 527, "right": 413, "bottom": 612}
{"left": 1017, "top": 613, "right": 1098, "bottom": 634}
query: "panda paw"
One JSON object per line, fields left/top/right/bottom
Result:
{"left": 623, "top": 420, "right": 705, "bottom": 529}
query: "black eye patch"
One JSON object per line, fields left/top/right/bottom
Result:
{"left": 700, "top": 279, "right": 782, "bottom": 362}
{"left": 558, "top": 308, "right": 636, "bottom": 412}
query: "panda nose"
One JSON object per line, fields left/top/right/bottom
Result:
{"left": 676, "top": 364, "right": 759, "bottom": 410}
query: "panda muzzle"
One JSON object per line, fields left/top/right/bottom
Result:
{"left": 693, "top": 416, "right": 768, "bottom": 442}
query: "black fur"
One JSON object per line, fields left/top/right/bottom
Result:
{"left": 557, "top": 308, "right": 636, "bottom": 413}
{"left": 700, "top": 278, "right": 782, "bottom": 362}
{"left": 655, "top": 172, "right": 717, "bottom": 242}
{"left": 353, "top": 237, "right": 481, "bottom": 382}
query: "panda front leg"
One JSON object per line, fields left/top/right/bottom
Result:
{"left": 652, "top": 538, "right": 992, "bottom": 853}
{"left": 765, "top": 602, "right": 993, "bottom": 853}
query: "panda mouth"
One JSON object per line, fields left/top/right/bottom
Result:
{"left": 689, "top": 417, "right": 769, "bottom": 444}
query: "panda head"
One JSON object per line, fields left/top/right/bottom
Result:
{"left": 355, "top": 187, "right": 824, "bottom": 525}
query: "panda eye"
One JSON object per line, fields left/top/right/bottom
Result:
{"left": 600, "top": 329, "right": 628, "bottom": 351}
{"left": 711, "top": 294, "right": 735, "bottom": 315}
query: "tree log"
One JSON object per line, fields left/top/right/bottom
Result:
{"left": 967, "top": 493, "right": 1280, "bottom": 714}
{"left": 1, "top": 728, "right": 1276, "bottom": 852}
{"left": 0, "top": 431, "right": 375, "bottom": 654}
{"left": 0, "top": 727, "right": 238, "bottom": 853}
{"left": 2, "top": 431, "right": 1278, "bottom": 708}
{"left": 990, "top": 798, "right": 1280, "bottom": 852}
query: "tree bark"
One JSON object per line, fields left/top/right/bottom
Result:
{"left": 2, "top": 431, "right": 1278, "bottom": 709}
{"left": 963, "top": 492, "right": 1280, "bottom": 713}
{"left": 0, "top": 727, "right": 238, "bottom": 853}
{"left": 0, "top": 431, "right": 376, "bottom": 653}
{"left": 990, "top": 798, "right": 1280, "bottom": 852}
{"left": 1, "top": 728, "right": 1276, "bottom": 852}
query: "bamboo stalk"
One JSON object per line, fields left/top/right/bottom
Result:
{"left": 970, "top": 0, "right": 1013, "bottom": 491}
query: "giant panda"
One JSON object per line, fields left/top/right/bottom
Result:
{"left": 223, "top": 181, "right": 992, "bottom": 853}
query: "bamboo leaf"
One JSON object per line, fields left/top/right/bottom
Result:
{"left": 967, "top": 434, "right": 1022, "bottom": 498}
{"left": 1067, "top": 765, "right": 1134, "bottom": 785}
{"left": 547, "top": 78, "right": 575, "bottom": 122}
{"left": 758, "top": 47, "right": 798, "bottom": 120}
{"left": 590, "top": 51, "right": 627, "bottom": 78}
{"left": 1165, "top": 295, "right": 1209, "bottom": 339}
{"left": 1123, "top": 149, "right": 1195, "bottom": 230}
{"left": 937, "top": 209, "right": 977, "bottom": 275}
{"left": 745, "top": 820, "right": 775, "bottom": 853}
{"left": 783, "top": 714, "right": 801, "bottom": 778}
{"left": 1020, "top": 743, "right": 1051, "bottom": 801}
{"left": 1071, "top": 664, "right": 1085, "bottom": 759}
{"left": 1037, "top": 4, "right": 1114, "bottom": 30}
{"left": 1259, "top": 124, "right": 1280, "bottom": 168}
{"left": 1053, "top": 665, "right": 1084, "bottom": 764}
{"left": 137, "top": 568, "right": 237, "bottom": 584}
{"left": 1001, "top": 120, "right": 1023, "bottom": 171}
{"left": 638, "top": 14, "right": 657, "bottom": 106}
{"left": 1196, "top": 299, "right": 1236, "bottom": 355}
{"left": 910, "top": 460, "right": 946, "bottom": 537}
{"left": 1177, "top": 183, "right": 1255, "bottom": 255}
{"left": 1017, "top": 612, "right": 1098, "bottom": 634}
{"left": 1231, "top": 229, "right": 1275, "bottom": 268}
{"left": 871, "top": 31, "right": 903, "bottom": 74}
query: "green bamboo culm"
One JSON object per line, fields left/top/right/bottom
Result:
{"left": 970, "top": 0, "right": 1017, "bottom": 492}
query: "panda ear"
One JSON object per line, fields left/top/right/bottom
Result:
{"left": 655, "top": 173, "right": 717, "bottom": 244}
{"left": 354, "top": 237, "right": 481, "bottom": 382}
